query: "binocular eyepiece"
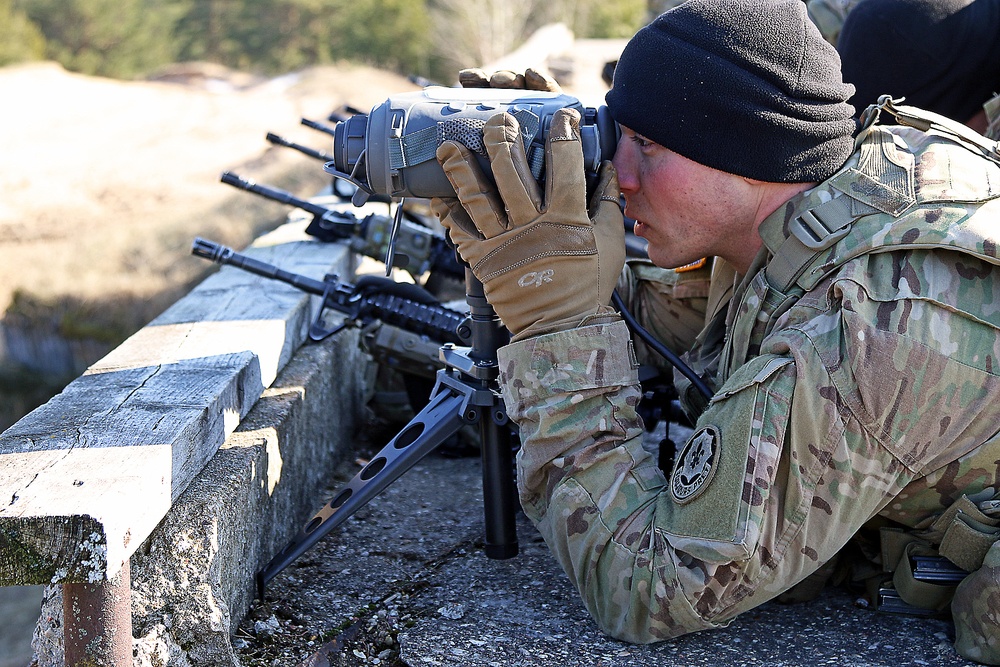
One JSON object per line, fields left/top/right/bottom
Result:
{"left": 324, "top": 86, "right": 619, "bottom": 202}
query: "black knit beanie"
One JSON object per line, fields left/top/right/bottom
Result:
{"left": 838, "top": 0, "right": 1000, "bottom": 125}
{"left": 605, "top": 0, "right": 857, "bottom": 183}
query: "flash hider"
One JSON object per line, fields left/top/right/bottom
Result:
{"left": 324, "top": 86, "right": 619, "bottom": 202}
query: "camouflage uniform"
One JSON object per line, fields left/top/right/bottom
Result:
{"left": 954, "top": 540, "right": 1000, "bottom": 661}
{"left": 987, "top": 93, "right": 1000, "bottom": 141}
{"left": 496, "top": 116, "right": 1000, "bottom": 645}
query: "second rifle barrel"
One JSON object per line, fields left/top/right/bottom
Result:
{"left": 192, "top": 237, "right": 328, "bottom": 296}
{"left": 191, "top": 238, "right": 467, "bottom": 344}
{"left": 301, "top": 118, "right": 337, "bottom": 136}
{"left": 266, "top": 132, "right": 334, "bottom": 163}
{"left": 220, "top": 171, "right": 328, "bottom": 218}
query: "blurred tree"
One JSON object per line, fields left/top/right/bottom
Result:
{"left": 578, "top": 0, "right": 647, "bottom": 38}
{"left": 429, "top": 0, "right": 540, "bottom": 74}
{"left": 334, "top": 0, "right": 433, "bottom": 77}
{"left": 16, "top": 0, "right": 187, "bottom": 78}
{"left": 428, "top": 0, "right": 643, "bottom": 75}
{"left": 172, "top": 0, "right": 434, "bottom": 77}
{"left": 10, "top": 0, "right": 641, "bottom": 82}
{"left": 171, "top": 0, "right": 246, "bottom": 67}
{"left": 0, "top": 0, "right": 46, "bottom": 67}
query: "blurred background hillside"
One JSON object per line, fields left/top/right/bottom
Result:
{"left": 0, "top": 0, "right": 646, "bottom": 84}
{"left": 0, "top": 0, "right": 647, "bottom": 435}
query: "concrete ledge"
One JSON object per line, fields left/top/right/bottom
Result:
{"left": 0, "top": 221, "right": 360, "bottom": 588}
{"left": 32, "top": 320, "right": 373, "bottom": 665}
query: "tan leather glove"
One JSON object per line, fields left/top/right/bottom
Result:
{"left": 457, "top": 67, "right": 561, "bottom": 92}
{"left": 432, "top": 108, "right": 625, "bottom": 341}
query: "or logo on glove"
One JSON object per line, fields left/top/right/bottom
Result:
{"left": 517, "top": 269, "right": 554, "bottom": 288}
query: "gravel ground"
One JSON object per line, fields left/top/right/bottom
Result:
{"left": 232, "top": 413, "right": 979, "bottom": 667}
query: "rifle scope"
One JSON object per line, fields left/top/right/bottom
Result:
{"left": 323, "top": 87, "right": 619, "bottom": 201}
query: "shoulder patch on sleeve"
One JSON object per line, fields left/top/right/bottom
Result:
{"left": 670, "top": 425, "right": 721, "bottom": 504}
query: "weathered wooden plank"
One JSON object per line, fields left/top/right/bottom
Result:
{"left": 0, "top": 221, "right": 354, "bottom": 585}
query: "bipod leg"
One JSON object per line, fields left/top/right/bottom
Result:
{"left": 256, "top": 370, "right": 476, "bottom": 597}
{"left": 478, "top": 405, "right": 517, "bottom": 559}
{"left": 437, "top": 343, "right": 518, "bottom": 560}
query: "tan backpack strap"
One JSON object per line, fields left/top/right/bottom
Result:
{"left": 765, "top": 194, "right": 856, "bottom": 292}
{"left": 765, "top": 116, "right": 918, "bottom": 294}
{"left": 861, "top": 95, "right": 1000, "bottom": 165}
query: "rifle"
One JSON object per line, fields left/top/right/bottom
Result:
{"left": 265, "top": 128, "right": 393, "bottom": 203}
{"left": 327, "top": 106, "right": 364, "bottom": 123}
{"left": 191, "top": 238, "right": 467, "bottom": 380}
{"left": 300, "top": 118, "right": 337, "bottom": 137}
{"left": 219, "top": 171, "right": 465, "bottom": 282}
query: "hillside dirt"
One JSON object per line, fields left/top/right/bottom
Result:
{"left": 0, "top": 60, "right": 421, "bottom": 336}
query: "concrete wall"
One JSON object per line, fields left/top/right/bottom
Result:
{"left": 2, "top": 218, "right": 385, "bottom": 665}
{"left": 31, "top": 321, "right": 373, "bottom": 666}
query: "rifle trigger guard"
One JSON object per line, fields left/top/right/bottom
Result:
{"left": 308, "top": 314, "right": 350, "bottom": 341}
{"left": 308, "top": 283, "right": 357, "bottom": 341}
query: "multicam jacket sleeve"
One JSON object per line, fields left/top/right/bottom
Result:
{"left": 496, "top": 316, "right": 893, "bottom": 640}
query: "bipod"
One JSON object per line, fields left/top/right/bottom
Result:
{"left": 256, "top": 269, "right": 518, "bottom": 598}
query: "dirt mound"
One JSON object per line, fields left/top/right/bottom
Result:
{"left": 0, "top": 60, "right": 420, "bottom": 328}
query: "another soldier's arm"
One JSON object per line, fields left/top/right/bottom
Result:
{"left": 616, "top": 258, "right": 712, "bottom": 366}
{"left": 984, "top": 92, "right": 1000, "bottom": 140}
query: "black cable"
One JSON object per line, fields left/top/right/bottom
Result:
{"left": 612, "top": 290, "right": 713, "bottom": 401}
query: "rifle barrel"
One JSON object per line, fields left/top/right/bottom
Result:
{"left": 301, "top": 118, "right": 338, "bottom": 137}
{"left": 220, "top": 171, "right": 334, "bottom": 220}
{"left": 191, "top": 237, "right": 328, "bottom": 295}
{"left": 191, "top": 238, "right": 467, "bottom": 344}
{"left": 265, "top": 132, "right": 334, "bottom": 163}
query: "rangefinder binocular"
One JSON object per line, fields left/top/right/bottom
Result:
{"left": 324, "top": 86, "right": 619, "bottom": 202}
